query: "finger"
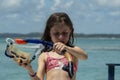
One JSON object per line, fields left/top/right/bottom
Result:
{"left": 54, "top": 43, "right": 62, "bottom": 50}
{"left": 57, "top": 44, "right": 65, "bottom": 52}
{"left": 12, "top": 54, "right": 29, "bottom": 68}
{"left": 13, "top": 55, "right": 19, "bottom": 62}
{"left": 17, "top": 59, "right": 23, "bottom": 66}
{"left": 22, "top": 59, "right": 29, "bottom": 66}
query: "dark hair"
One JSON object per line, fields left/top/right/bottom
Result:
{"left": 41, "top": 12, "right": 74, "bottom": 47}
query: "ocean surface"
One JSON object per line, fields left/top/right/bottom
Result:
{"left": 0, "top": 37, "right": 120, "bottom": 80}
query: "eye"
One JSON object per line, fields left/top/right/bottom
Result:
{"left": 62, "top": 32, "right": 68, "bottom": 36}
{"left": 52, "top": 31, "right": 70, "bottom": 37}
{"left": 53, "top": 32, "right": 59, "bottom": 37}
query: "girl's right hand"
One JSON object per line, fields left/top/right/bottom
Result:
{"left": 13, "top": 54, "right": 32, "bottom": 70}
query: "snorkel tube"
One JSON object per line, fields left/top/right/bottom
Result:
{"left": 14, "top": 38, "right": 74, "bottom": 78}
{"left": 5, "top": 38, "right": 46, "bottom": 64}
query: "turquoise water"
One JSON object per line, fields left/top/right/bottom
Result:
{"left": 0, "top": 38, "right": 120, "bottom": 80}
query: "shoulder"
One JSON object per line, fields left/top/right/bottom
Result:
{"left": 38, "top": 52, "right": 47, "bottom": 62}
{"left": 67, "top": 45, "right": 81, "bottom": 51}
{"left": 73, "top": 46, "right": 80, "bottom": 49}
{"left": 73, "top": 46, "right": 85, "bottom": 51}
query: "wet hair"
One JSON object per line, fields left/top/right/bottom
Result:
{"left": 41, "top": 12, "right": 74, "bottom": 51}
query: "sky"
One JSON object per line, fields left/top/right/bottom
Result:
{"left": 0, "top": 0, "right": 120, "bottom": 34}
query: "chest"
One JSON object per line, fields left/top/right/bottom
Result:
{"left": 47, "top": 56, "right": 68, "bottom": 66}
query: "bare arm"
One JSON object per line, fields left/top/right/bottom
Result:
{"left": 53, "top": 42, "right": 88, "bottom": 60}
{"left": 66, "top": 46, "right": 88, "bottom": 60}
{"left": 36, "top": 52, "right": 46, "bottom": 80}
{"left": 13, "top": 52, "right": 46, "bottom": 80}
{"left": 27, "top": 53, "right": 46, "bottom": 80}
{"left": 26, "top": 65, "right": 40, "bottom": 80}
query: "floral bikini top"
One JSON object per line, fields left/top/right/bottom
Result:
{"left": 45, "top": 52, "right": 78, "bottom": 72}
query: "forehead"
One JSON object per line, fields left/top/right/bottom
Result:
{"left": 51, "top": 24, "right": 71, "bottom": 32}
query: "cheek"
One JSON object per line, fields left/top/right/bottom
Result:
{"left": 50, "top": 33, "right": 58, "bottom": 43}
{"left": 65, "top": 37, "right": 70, "bottom": 43}
{"left": 50, "top": 36, "right": 57, "bottom": 43}
{"left": 61, "top": 36, "right": 70, "bottom": 44}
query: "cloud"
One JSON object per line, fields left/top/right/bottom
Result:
{"left": 50, "top": 0, "right": 74, "bottom": 11}
{"left": 6, "top": 13, "right": 19, "bottom": 18}
{"left": 63, "top": 0, "right": 74, "bottom": 9}
{"left": 109, "top": 11, "right": 120, "bottom": 16}
{"left": 36, "top": 0, "right": 45, "bottom": 9}
{"left": 34, "top": 14, "right": 43, "bottom": 22}
{"left": 0, "top": 0, "right": 120, "bottom": 34}
{"left": 51, "top": 0, "right": 61, "bottom": 11}
{"left": 97, "top": 0, "right": 120, "bottom": 7}
{"left": 1, "top": 0, "right": 22, "bottom": 9}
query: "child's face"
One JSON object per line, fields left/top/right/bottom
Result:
{"left": 50, "top": 24, "right": 71, "bottom": 44}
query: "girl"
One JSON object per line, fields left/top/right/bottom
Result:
{"left": 14, "top": 12, "right": 88, "bottom": 80}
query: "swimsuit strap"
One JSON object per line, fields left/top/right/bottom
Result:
{"left": 46, "top": 52, "right": 51, "bottom": 67}
{"left": 46, "top": 52, "right": 50, "bottom": 57}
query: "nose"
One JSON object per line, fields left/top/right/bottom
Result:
{"left": 58, "top": 34, "right": 64, "bottom": 40}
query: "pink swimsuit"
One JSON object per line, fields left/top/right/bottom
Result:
{"left": 45, "top": 52, "right": 78, "bottom": 72}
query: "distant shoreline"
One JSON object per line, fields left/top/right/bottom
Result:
{"left": 0, "top": 32, "right": 120, "bottom": 38}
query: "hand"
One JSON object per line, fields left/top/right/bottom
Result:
{"left": 13, "top": 54, "right": 31, "bottom": 70}
{"left": 53, "top": 42, "right": 67, "bottom": 54}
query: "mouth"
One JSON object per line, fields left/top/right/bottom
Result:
{"left": 59, "top": 41, "right": 66, "bottom": 44}
{"left": 61, "top": 41, "right": 65, "bottom": 43}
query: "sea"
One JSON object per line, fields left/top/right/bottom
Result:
{"left": 0, "top": 37, "right": 120, "bottom": 80}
